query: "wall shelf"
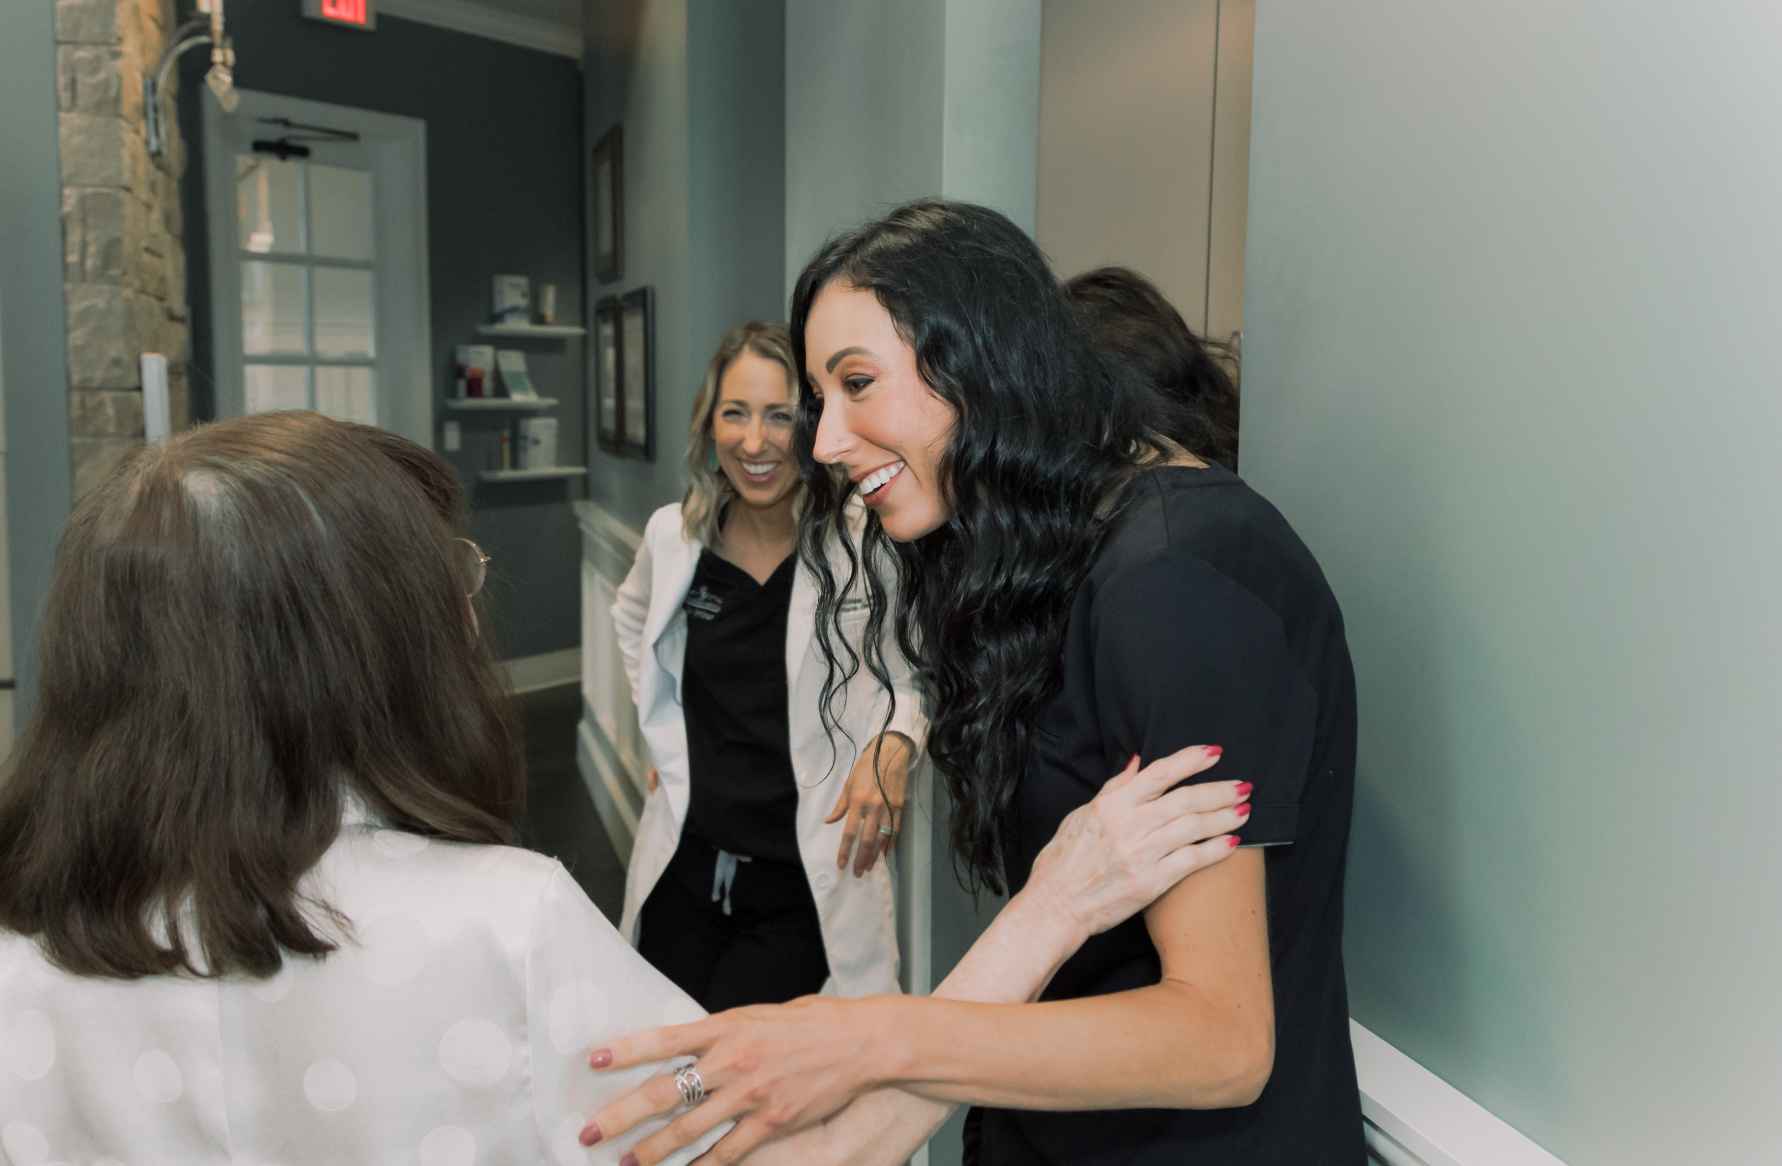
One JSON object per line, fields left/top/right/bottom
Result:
{"left": 445, "top": 396, "right": 559, "bottom": 412}
{"left": 476, "top": 323, "right": 586, "bottom": 338}
{"left": 478, "top": 465, "right": 586, "bottom": 483}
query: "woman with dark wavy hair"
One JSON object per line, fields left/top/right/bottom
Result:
{"left": 586, "top": 200, "right": 1364, "bottom": 1165}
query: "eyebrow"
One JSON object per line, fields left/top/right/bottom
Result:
{"left": 824, "top": 346, "right": 873, "bottom": 373}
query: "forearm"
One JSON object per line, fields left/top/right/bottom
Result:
{"left": 876, "top": 979, "right": 1264, "bottom": 1111}
{"left": 793, "top": 889, "right": 1088, "bottom": 1163}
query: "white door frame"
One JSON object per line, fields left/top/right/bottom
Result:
{"left": 202, "top": 90, "right": 432, "bottom": 447}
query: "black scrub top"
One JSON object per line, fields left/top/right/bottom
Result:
{"left": 968, "top": 465, "right": 1365, "bottom": 1165}
{"left": 680, "top": 548, "right": 802, "bottom": 864}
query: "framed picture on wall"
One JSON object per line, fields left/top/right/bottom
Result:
{"left": 618, "top": 286, "right": 654, "bottom": 460}
{"left": 593, "top": 296, "right": 622, "bottom": 452}
{"left": 591, "top": 125, "right": 623, "bottom": 283}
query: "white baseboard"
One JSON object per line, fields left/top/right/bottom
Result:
{"left": 576, "top": 715, "right": 638, "bottom": 867}
{"left": 1353, "top": 1021, "right": 1566, "bottom": 1166}
{"left": 504, "top": 647, "right": 580, "bottom": 695}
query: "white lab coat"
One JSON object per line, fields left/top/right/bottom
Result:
{"left": 613, "top": 502, "right": 926, "bottom": 998}
{"left": 0, "top": 802, "right": 722, "bottom": 1165}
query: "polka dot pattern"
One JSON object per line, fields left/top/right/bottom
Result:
{"left": 0, "top": 1120, "right": 49, "bottom": 1166}
{"left": 546, "top": 978, "right": 608, "bottom": 1055}
{"left": 418, "top": 1125, "right": 476, "bottom": 1166}
{"left": 3, "top": 1009, "right": 56, "bottom": 1080}
{"left": 132, "top": 1049, "right": 184, "bottom": 1104}
{"left": 0, "top": 838, "right": 704, "bottom": 1160}
{"left": 303, "top": 1058, "right": 358, "bottom": 1113}
{"left": 438, "top": 1019, "right": 512, "bottom": 1089}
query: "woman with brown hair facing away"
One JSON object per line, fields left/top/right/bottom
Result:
{"left": 0, "top": 410, "right": 1246, "bottom": 1164}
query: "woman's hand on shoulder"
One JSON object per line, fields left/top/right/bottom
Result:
{"left": 1022, "top": 744, "right": 1250, "bottom": 944}
{"left": 824, "top": 732, "right": 912, "bottom": 877}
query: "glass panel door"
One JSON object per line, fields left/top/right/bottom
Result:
{"left": 233, "top": 146, "right": 379, "bottom": 424}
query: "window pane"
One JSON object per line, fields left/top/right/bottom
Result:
{"left": 316, "top": 366, "right": 378, "bottom": 426}
{"left": 314, "top": 268, "right": 376, "bottom": 358}
{"left": 244, "top": 365, "right": 310, "bottom": 414}
{"left": 241, "top": 261, "right": 309, "bottom": 355}
{"left": 309, "top": 164, "right": 374, "bottom": 261}
{"left": 236, "top": 155, "right": 303, "bottom": 254}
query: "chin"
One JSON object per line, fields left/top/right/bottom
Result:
{"left": 879, "top": 507, "right": 946, "bottom": 542}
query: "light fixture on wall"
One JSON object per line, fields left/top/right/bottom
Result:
{"left": 146, "top": 0, "right": 238, "bottom": 159}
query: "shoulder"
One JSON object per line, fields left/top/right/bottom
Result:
{"left": 645, "top": 503, "right": 688, "bottom": 545}
{"left": 322, "top": 831, "right": 566, "bottom": 925}
{"left": 1089, "top": 473, "right": 1293, "bottom": 631}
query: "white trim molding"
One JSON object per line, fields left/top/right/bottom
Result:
{"left": 1352, "top": 1021, "right": 1567, "bottom": 1166}
{"left": 574, "top": 500, "right": 650, "bottom": 858}
{"left": 503, "top": 647, "right": 581, "bottom": 695}
{"left": 380, "top": 0, "right": 582, "bottom": 61}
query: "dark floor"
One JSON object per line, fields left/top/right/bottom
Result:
{"left": 515, "top": 684, "right": 628, "bottom": 924}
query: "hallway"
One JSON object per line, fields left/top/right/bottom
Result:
{"left": 516, "top": 684, "right": 626, "bottom": 924}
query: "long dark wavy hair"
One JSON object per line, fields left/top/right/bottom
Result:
{"left": 0, "top": 412, "right": 523, "bottom": 978}
{"left": 1065, "top": 266, "right": 1242, "bottom": 470}
{"left": 790, "top": 200, "right": 1171, "bottom": 894}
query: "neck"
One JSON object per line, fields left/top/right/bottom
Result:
{"left": 722, "top": 492, "right": 797, "bottom": 548}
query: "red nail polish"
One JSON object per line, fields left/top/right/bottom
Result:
{"left": 621, "top": 1154, "right": 640, "bottom": 1166}
{"left": 589, "top": 1049, "right": 613, "bottom": 1069}
{"left": 1204, "top": 745, "right": 1223, "bottom": 759}
{"left": 1235, "top": 782, "right": 1253, "bottom": 798}
{"left": 580, "top": 1123, "right": 603, "bottom": 1146}
{"left": 1236, "top": 802, "right": 1252, "bottom": 818}
{"left": 1226, "top": 835, "right": 1241, "bottom": 848}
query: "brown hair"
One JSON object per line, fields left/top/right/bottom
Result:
{"left": 1065, "top": 266, "right": 1242, "bottom": 470}
{"left": 0, "top": 412, "right": 524, "bottom": 979}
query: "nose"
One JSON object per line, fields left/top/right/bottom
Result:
{"left": 810, "top": 394, "right": 852, "bottom": 465}
{"left": 741, "top": 416, "right": 768, "bottom": 455}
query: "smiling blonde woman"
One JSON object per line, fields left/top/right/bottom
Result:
{"left": 613, "top": 321, "right": 921, "bottom": 1012}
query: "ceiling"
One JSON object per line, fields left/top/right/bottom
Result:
{"left": 474, "top": 0, "right": 583, "bottom": 29}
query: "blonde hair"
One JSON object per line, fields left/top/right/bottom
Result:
{"left": 681, "top": 321, "right": 799, "bottom": 544}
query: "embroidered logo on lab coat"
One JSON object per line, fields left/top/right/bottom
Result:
{"left": 684, "top": 586, "right": 723, "bottom": 622}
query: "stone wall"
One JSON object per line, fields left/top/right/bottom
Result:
{"left": 57, "top": 0, "right": 192, "bottom": 497}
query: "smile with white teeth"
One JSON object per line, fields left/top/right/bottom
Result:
{"left": 859, "top": 461, "right": 905, "bottom": 497}
{"left": 740, "top": 461, "right": 778, "bottom": 476}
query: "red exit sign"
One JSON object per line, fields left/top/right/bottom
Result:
{"left": 302, "top": 0, "right": 377, "bottom": 30}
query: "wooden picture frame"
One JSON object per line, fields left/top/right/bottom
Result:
{"left": 618, "top": 286, "right": 654, "bottom": 460}
{"left": 590, "top": 125, "right": 623, "bottom": 283}
{"left": 593, "top": 296, "right": 622, "bottom": 452}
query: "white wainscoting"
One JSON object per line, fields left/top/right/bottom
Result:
{"left": 575, "top": 502, "right": 649, "bottom": 867}
{"left": 1355, "top": 1021, "right": 1567, "bottom": 1166}
{"left": 503, "top": 647, "right": 581, "bottom": 695}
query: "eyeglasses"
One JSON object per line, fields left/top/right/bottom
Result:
{"left": 455, "top": 537, "right": 492, "bottom": 598}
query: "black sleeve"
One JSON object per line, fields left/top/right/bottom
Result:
{"left": 1090, "top": 552, "right": 1316, "bottom": 845}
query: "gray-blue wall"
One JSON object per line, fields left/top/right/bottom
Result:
{"left": 0, "top": 0, "right": 74, "bottom": 721}
{"left": 584, "top": 0, "right": 786, "bottom": 534}
{"left": 1244, "top": 3, "right": 1782, "bottom": 1160}
{"left": 180, "top": 11, "right": 587, "bottom": 660}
